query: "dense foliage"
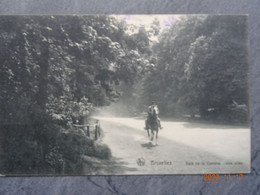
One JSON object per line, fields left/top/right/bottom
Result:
{"left": 0, "top": 15, "right": 249, "bottom": 174}
{"left": 140, "top": 15, "right": 249, "bottom": 123}
{"left": 0, "top": 15, "right": 148, "bottom": 174}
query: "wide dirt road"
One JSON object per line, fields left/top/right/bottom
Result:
{"left": 95, "top": 117, "right": 250, "bottom": 175}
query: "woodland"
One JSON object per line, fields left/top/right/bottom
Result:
{"left": 0, "top": 15, "right": 249, "bottom": 174}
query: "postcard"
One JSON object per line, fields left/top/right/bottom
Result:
{"left": 0, "top": 15, "right": 250, "bottom": 175}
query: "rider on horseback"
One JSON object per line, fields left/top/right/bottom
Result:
{"left": 144, "top": 101, "right": 162, "bottom": 130}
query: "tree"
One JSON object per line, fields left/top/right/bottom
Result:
{"left": 140, "top": 16, "right": 206, "bottom": 116}
{"left": 140, "top": 15, "right": 249, "bottom": 122}
{"left": 0, "top": 15, "right": 151, "bottom": 174}
{"left": 184, "top": 15, "right": 249, "bottom": 121}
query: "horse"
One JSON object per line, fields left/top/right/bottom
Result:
{"left": 146, "top": 107, "right": 160, "bottom": 144}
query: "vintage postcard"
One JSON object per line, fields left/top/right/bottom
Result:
{"left": 0, "top": 15, "right": 250, "bottom": 175}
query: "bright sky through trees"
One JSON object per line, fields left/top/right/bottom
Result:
{"left": 113, "top": 15, "right": 180, "bottom": 30}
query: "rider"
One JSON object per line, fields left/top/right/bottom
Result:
{"left": 144, "top": 101, "right": 162, "bottom": 130}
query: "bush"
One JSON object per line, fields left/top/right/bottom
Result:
{"left": 1, "top": 113, "right": 67, "bottom": 175}
{"left": 57, "top": 127, "right": 111, "bottom": 174}
{"left": 227, "top": 101, "right": 249, "bottom": 124}
{"left": 1, "top": 106, "right": 111, "bottom": 175}
{"left": 93, "top": 142, "right": 112, "bottom": 159}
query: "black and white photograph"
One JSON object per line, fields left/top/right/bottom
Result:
{"left": 0, "top": 15, "right": 250, "bottom": 175}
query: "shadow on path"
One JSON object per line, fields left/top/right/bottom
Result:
{"left": 141, "top": 142, "right": 158, "bottom": 149}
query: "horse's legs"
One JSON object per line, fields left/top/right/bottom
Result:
{"left": 150, "top": 130, "right": 154, "bottom": 141}
{"left": 147, "top": 129, "right": 150, "bottom": 137}
{"left": 152, "top": 130, "right": 156, "bottom": 144}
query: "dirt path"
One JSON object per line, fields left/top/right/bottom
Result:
{"left": 94, "top": 117, "right": 250, "bottom": 175}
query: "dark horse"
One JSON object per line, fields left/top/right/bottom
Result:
{"left": 146, "top": 108, "right": 160, "bottom": 143}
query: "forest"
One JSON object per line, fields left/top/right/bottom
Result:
{"left": 0, "top": 15, "right": 249, "bottom": 174}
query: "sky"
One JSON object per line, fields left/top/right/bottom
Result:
{"left": 113, "top": 14, "right": 181, "bottom": 29}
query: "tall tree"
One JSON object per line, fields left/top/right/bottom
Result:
{"left": 140, "top": 15, "right": 249, "bottom": 122}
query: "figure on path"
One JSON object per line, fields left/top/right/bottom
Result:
{"left": 144, "top": 101, "right": 162, "bottom": 130}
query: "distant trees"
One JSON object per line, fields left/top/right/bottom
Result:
{"left": 140, "top": 15, "right": 249, "bottom": 123}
